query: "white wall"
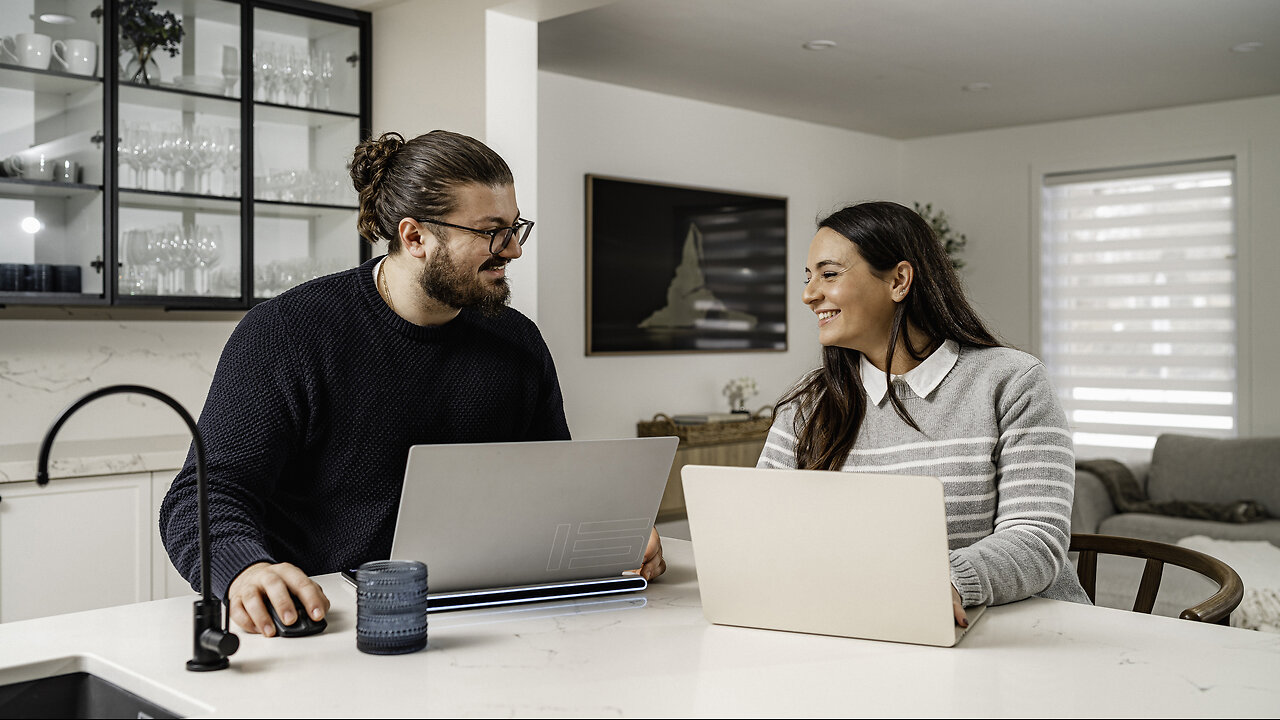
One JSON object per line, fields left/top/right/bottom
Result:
{"left": 4, "top": 40, "right": 1274, "bottom": 447}
{"left": 537, "top": 72, "right": 903, "bottom": 439}
{"left": 0, "top": 318, "right": 236, "bottom": 445}
{"left": 900, "top": 94, "right": 1280, "bottom": 436}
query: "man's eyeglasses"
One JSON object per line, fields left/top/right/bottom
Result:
{"left": 417, "top": 217, "right": 534, "bottom": 255}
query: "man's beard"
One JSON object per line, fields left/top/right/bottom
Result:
{"left": 417, "top": 242, "right": 511, "bottom": 316}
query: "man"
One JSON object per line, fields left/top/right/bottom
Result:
{"left": 161, "top": 130, "right": 665, "bottom": 637}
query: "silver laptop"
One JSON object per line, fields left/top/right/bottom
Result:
{"left": 682, "top": 464, "right": 987, "bottom": 647}
{"left": 345, "top": 437, "right": 678, "bottom": 611}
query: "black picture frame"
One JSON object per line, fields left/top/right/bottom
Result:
{"left": 586, "top": 175, "right": 788, "bottom": 355}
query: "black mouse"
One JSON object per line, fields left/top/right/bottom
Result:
{"left": 267, "top": 594, "right": 327, "bottom": 638}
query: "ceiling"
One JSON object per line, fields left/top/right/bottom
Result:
{"left": 536, "top": 0, "right": 1280, "bottom": 139}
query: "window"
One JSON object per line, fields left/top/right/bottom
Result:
{"left": 1039, "top": 159, "right": 1237, "bottom": 459}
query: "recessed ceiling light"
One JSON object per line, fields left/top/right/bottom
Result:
{"left": 962, "top": 82, "right": 992, "bottom": 92}
{"left": 1231, "top": 41, "right": 1263, "bottom": 53}
{"left": 21, "top": 217, "right": 44, "bottom": 234}
{"left": 802, "top": 40, "right": 837, "bottom": 51}
{"left": 37, "top": 13, "right": 76, "bottom": 24}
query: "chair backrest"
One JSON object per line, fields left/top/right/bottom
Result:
{"left": 1070, "top": 533, "right": 1244, "bottom": 625}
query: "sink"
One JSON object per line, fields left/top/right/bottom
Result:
{"left": 0, "top": 671, "right": 179, "bottom": 719}
{"left": 0, "top": 655, "right": 209, "bottom": 719}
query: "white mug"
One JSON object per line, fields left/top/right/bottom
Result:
{"left": 58, "top": 38, "right": 96, "bottom": 76}
{"left": 26, "top": 154, "right": 54, "bottom": 181}
{"left": 11, "top": 33, "right": 53, "bottom": 70}
{"left": 1, "top": 155, "right": 23, "bottom": 177}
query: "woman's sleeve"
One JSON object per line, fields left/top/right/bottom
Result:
{"left": 948, "top": 362, "right": 1076, "bottom": 607}
{"left": 757, "top": 404, "right": 800, "bottom": 469}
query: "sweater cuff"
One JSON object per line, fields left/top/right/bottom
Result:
{"left": 949, "top": 551, "right": 984, "bottom": 607}
{"left": 210, "top": 540, "right": 277, "bottom": 601}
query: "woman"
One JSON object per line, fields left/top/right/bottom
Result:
{"left": 759, "top": 201, "right": 1089, "bottom": 625}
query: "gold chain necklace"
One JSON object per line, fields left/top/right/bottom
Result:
{"left": 378, "top": 261, "right": 396, "bottom": 314}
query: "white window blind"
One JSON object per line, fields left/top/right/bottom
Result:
{"left": 1040, "top": 159, "right": 1237, "bottom": 459}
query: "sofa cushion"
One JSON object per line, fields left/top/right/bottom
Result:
{"left": 1099, "top": 513, "right": 1280, "bottom": 547}
{"left": 1147, "top": 434, "right": 1280, "bottom": 513}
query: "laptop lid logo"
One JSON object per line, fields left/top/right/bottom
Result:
{"left": 546, "top": 518, "right": 651, "bottom": 571}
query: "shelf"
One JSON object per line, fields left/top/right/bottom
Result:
{"left": 119, "top": 188, "right": 242, "bottom": 212}
{"left": 118, "top": 83, "right": 240, "bottom": 118}
{"left": 0, "top": 64, "right": 101, "bottom": 94}
{"left": 0, "top": 291, "right": 105, "bottom": 306}
{"left": 253, "top": 200, "right": 357, "bottom": 219}
{"left": 0, "top": 177, "right": 101, "bottom": 199}
{"left": 254, "top": 102, "right": 359, "bottom": 127}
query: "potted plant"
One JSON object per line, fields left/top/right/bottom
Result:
{"left": 114, "top": 0, "right": 184, "bottom": 85}
{"left": 913, "top": 202, "right": 968, "bottom": 271}
{"left": 722, "top": 376, "right": 759, "bottom": 414}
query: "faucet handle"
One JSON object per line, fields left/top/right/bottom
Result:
{"left": 199, "top": 627, "right": 240, "bottom": 658}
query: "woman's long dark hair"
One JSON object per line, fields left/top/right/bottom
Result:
{"left": 776, "top": 201, "right": 1002, "bottom": 470}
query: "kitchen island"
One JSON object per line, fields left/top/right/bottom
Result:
{"left": 1, "top": 539, "right": 1278, "bottom": 717}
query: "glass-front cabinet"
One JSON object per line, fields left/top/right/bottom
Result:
{"left": 0, "top": 0, "right": 105, "bottom": 302}
{"left": 0, "top": 0, "right": 369, "bottom": 309}
{"left": 251, "top": 5, "right": 359, "bottom": 299}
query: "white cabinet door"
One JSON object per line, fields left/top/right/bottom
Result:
{"left": 151, "top": 471, "right": 196, "bottom": 600}
{"left": 0, "top": 474, "right": 152, "bottom": 623}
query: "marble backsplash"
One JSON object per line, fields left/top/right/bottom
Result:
{"left": 0, "top": 319, "right": 238, "bottom": 445}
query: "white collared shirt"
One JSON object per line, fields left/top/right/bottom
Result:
{"left": 859, "top": 339, "right": 960, "bottom": 404}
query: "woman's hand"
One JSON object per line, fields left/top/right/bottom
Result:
{"left": 633, "top": 527, "right": 666, "bottom": 581}
{"left": 951, "top": 585, "right": 969, "bottom": 628}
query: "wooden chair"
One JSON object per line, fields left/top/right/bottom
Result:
{"left": 1070, "top": 533, "right": 1244, "bottom": 625}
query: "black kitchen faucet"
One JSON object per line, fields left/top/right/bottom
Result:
{"left": 37, "top": 384, "right": 239, "bottom": 672}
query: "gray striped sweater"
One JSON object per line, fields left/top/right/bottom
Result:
{"left": 758, "top": 343, "right": 1091, "bottom": 607}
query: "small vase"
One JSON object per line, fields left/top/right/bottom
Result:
{"left": 124, "top": 48, "right": 160, "bottom": 85}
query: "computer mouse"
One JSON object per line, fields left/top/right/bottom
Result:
{"left": 267, "top": 594, "right": 327, "bottom": 638}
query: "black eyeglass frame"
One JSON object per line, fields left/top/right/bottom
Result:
{"left": 417, "top": 217, "right": 535, "bottom": 255}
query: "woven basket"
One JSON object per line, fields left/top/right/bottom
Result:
{"left": 637, "top": 409, "right": 774, "bottom": 447}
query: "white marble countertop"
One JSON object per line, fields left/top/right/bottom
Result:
{"left": 0, "top": 434, "right": 190, "bottom": 484}
{"left": 1, "top": 539, "right": 1278, "bottom": 717}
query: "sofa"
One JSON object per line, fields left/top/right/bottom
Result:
{"left": 1071, "top": 433, "right": 1280, "bottom": 618}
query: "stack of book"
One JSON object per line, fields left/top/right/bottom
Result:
{"left": 671, "top": 412, "right": 751, "bottom": 425}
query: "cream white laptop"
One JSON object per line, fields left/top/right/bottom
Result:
{"left": 681, "top": 464, "right": 987, "bottom": 647}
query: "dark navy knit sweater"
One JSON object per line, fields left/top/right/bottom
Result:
{"left": 160, "top": 256, "right": 570, "bottom": 598}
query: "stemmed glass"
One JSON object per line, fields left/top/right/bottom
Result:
{"left": 155, "top": 127, "right": 182, "bottom": 192}
{"left": 219, "top": 128, "right": 241, "bottom": 197}
{"left": 154, "top": 223, "right": 184, "bottom": 294}
{"left": 191, "top": 128, "right": 219, "bottom": 195}
{"left": 254, "top": 45, "right": 274, "bottom": 102}
{"left": 318, "top": 51, "right": 334, "bottom": 109}
{"left": 193, "top": 226, "right": 223, "bottom": 295}
{"left": 122, "top": 229, "right": 156, "bottom": 294}
{"left": 120, "top": 123, "right": 149, "bottom": 189}
{"left": 299, "top": 51, "right": 316, "bottom": 107}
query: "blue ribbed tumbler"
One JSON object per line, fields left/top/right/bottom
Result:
{"left": 356, "top": 560, "right": 429, "bottom": 655}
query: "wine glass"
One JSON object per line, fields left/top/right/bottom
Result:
{"left": 221, "top": 45, "right": 240, "bottom": 98}
{"left": 299, "top": 51, "right": 316, "bottom": 107}
{"left": 194, "top": 225, "right": 223, "bottom": 295}
{"left": 254, "top": 44, "right": 275, "bottom": 102}
{"left": 218, "top": 127, "right": 241, "bottom": 197}
{"left": 319, "top": 50, "right": 334, "bottom": 109}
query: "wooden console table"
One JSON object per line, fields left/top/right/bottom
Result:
{"left": 637, "top": 414, "right": 772, "bottom": 521}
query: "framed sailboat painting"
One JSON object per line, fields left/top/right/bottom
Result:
{"left": 585, "top": 175, "right": 788, "bottom": 355}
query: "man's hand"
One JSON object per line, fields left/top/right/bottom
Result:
{"left": 228, "top": 562, "right": 330, "bottom": 637}
{"left": 951, "top": 584, "right": 969, "bottom": 628}
{"left": 633, "top": 527, "right": 666, "bottom": 581}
